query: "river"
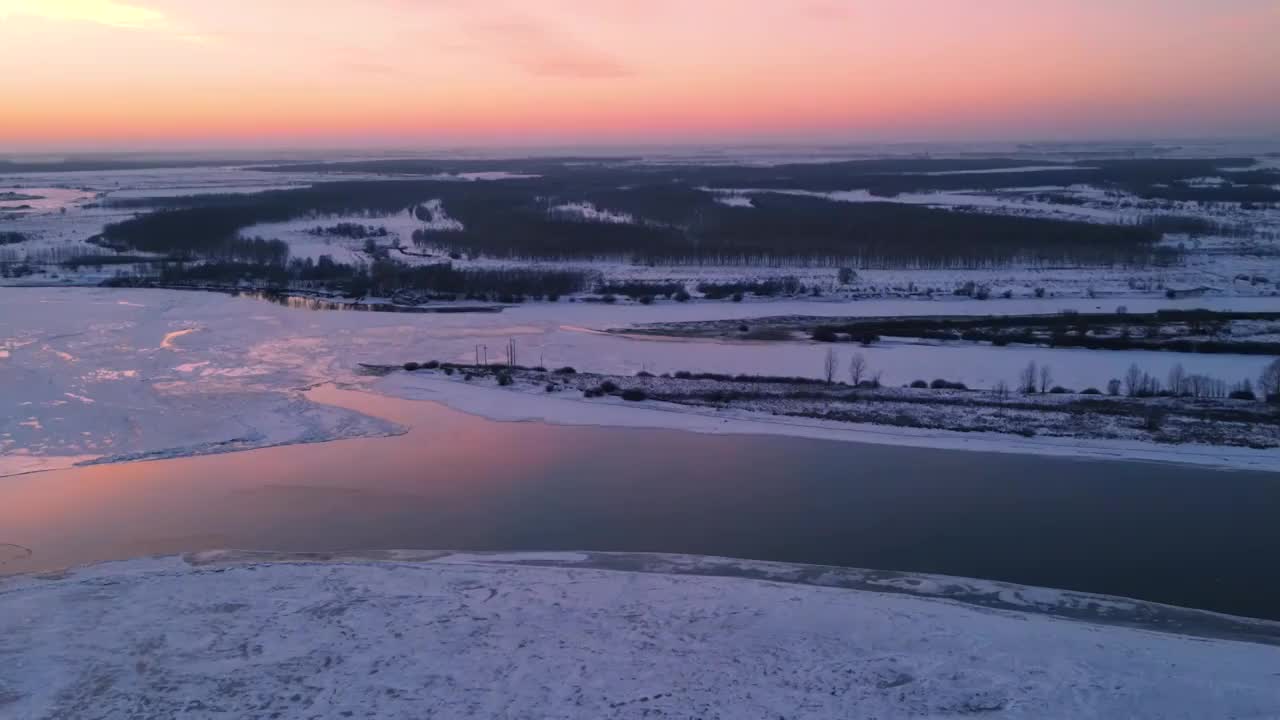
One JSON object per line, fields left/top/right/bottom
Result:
{"left": 3, "top": 386, "right": 1278, "bottom": 621}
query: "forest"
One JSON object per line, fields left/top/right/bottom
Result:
{"left": 99, "top": 175, "right": 1166, "bottom": 269}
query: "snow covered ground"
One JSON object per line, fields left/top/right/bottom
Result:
{"left": 3, "top": 286, "right": 1277, "bottom": 476}
{"left": 2, "top": 551, "right": 1278, "bottom": 719}
{"left": 4, "top": 163, "right": 1279, "bottom": 301}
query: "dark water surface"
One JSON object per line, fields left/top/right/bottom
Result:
{"left": 3, "top": 387, "right": 1278, "bottom": 620}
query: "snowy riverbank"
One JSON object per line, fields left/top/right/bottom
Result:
{"left": 373, "top": 372, "right": 1280, "bottom": 472}
{"left": 3, "top": 551, "right": 1278, "bottom": 719}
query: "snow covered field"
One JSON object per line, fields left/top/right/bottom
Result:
{"left": 3, "top": 551, "right": 1278, "bottom": 719}
{"left": 3, "top": 162, "right": 1279, "bottom": 301}
{"left": 3, "top": 286, "right": 1277, "bottom": 476}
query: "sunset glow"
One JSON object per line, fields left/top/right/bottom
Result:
{"left": 2, "top": 0, "right": 1278, "bottom": 149}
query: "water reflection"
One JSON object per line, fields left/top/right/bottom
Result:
{"left": 3, "top": 388, "right": 1280, "bottom": 620}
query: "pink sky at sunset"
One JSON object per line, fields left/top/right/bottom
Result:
{"left": 1, "top": 0, "right": 1277, "bottom": 150}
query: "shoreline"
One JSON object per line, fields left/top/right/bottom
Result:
{"left": 369, "top": 373, "right": 1280, "bottom": 473}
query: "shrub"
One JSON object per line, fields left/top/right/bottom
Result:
{"left": 930, "top": 379, "right": 968, "bottom": 390}
{"left": 602, "top": 294, "right": 617, "bottom": 304}
{"left": 545, "top": 383, "right": 556, "bottom": 392}
{"left": 731, "top": 292, "right": 744, "bottom": 302}
{"left": 621, "top": 388, "right": 647, "bottom": 401}
{"left": 422, "top": 360, "right": 440, "bottom": 369}
{"left": 1229, "top": 389, "right": 1257, "bottom": 400}
{"left": 1106, "top": 379, "right": 1122, "bottom": 395}
{"left": 443, "top": 367, "right": 455, "bottom": 376}
{"left": 553, "top": 366, "right": 577, "bottom": 374}
{"left": 639, "top": 295, "right": 654, "bottom": 305}
{"left": 673, "top": 371, "right": 693, "bottom": 379}
{"left": 636, "top": 370, "right": 654, "bottom": 378}
{"left": 812, "top": 326, "right": 838, "bottom": 342}
{"left": 1034, "top": 287, "right": 1046, "bottom": 298}
{"left": 599, "top": 380, "right": 619, "bottom": 393}
{"left": 583, "top": 389, "right": 601, "bottom": 398}
{"left": 497, "top": 373, "right": 513, "bottom": 386}
{"left": 1049, "top": 386, "right": 1071, "bottom": 394}
{"left": 910, "top": 379, "right": 929, "bottom": 389}
{"left": 403, "top": 362, "right": 420, "bottom": 371}
{"left": 1080, "top": 387, "right": 1102, "bottom": 395}
{"left": 1143, "top": 407, "right": 1168, "bottom": 432}
{"left": 674, "top": 289, "right": 691, "bottom": 302}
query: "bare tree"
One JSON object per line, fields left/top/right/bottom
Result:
{"left": 1019, "top": 361, "right": 1038, "bottom": 394}
{"left": 1124, "top": 363, "right": 1143, "bottom": 397}
{"left": 1107, "top": 378, "right": 1122, "bottom": 396}
{"left": 848, "top": 353, "right": 868, "bottom": 386}
{"left": 993, "top": 379, "right": 1010, "bottom": 401}
{"left": 1260, "top": 358, "right": 1280, "bottom": 402}
{"left": 824, "top": 348, "right": 837, "bottom": 383}
{"left": 1038, "top": 364, "right": 1053, "bottom": 394}
{"left": 1167, "top": 363, "right": 1186, "bottom": 397}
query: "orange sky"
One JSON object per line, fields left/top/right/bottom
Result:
{"left": 1, "top": 0, "right": 1278, "bottom": 150}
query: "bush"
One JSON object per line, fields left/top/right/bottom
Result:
{"left": 497, "top": 373, "right": 513, "bottom": 386}
{"left": 545, "top": 383, "right": 557, "bottom": 392}
{"left": 1229, "top": 389, "right": 1257, "bottom": 400}
{"left": 673, "top": 371, "right": 693, "bottom": 379}
{"left": 638, "top": 295, "right": 654, "bottom": 305}
{"left": 553, "top": 366, "right": 577, "bottom": 374}
{"left": 599, "top": 380, "right": 619, "bottom": 393}
{"left": 602, "top": 294, "right": 617, "bottom": 304}
{"left": 1143, "top": 407, "right": 1168, "bottom": 432}
{"left": 583, "top": 388, "right": 602, "bottom": 398}
{"left": 443, "top": 367, "right": 455, "bottom": 376}
{"left": 1080, "top": 387, "right": 1102, "bottom": 395}
{"left": 403, "top": 362, "right": 420, "bottom": 371}
{"left": 731, "top": 292, "right": 744, "bottom": 302}
{"left": 812, "top": 326, "right": 838, "bottom": 342}
{"left": 621, "top": 389, "right": 647, "bottom": 401}
{"left": 422, "top": 360, "right": 440, "bottom": 369}
{"left": 910, "top": 379, "right": 929, "bottom": 389}
{"left": 674, "top": 289, "right": 691, "bottom": 302}
{"left": 636, "top": 370, "right": 654, "bottom": 378}
{"left": 1049, "top": 386, "right": 1071, "bottom": 394}
{"left": 929, "top": 379, "right": 967, "bottom": 390}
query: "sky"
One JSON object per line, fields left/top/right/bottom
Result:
{"left": 1, "top": 0, "right": 1278, "bottom": 151}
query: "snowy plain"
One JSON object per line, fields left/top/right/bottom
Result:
{"left": 2, "top": 551, "right": 1279, "bottom": 719}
